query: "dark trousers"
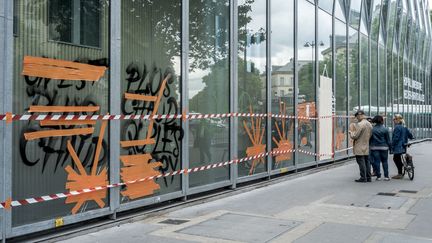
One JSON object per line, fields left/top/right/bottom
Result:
{"left": 356, "top": 155, "right": 371, "bottom": 180}
{"left": 393, "top": 154, "right": 403, "bottom": 175}
{"left": 371, "top": 150, "right": 389, "bottom": 178}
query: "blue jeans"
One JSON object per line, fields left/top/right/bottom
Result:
{"left": 371, "top": 150, "right": 389, "bottom": 178}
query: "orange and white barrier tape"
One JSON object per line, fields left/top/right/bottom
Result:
{"left": 0, "top": 112, "right": 354, "bottom": 123}
{"left": 0, "top": 147, "right": 352, "bottom": 210}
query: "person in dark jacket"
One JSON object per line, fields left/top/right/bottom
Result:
{"left": 369, "top": 115, "right": 391, "bottom": 181}
{"left": 391, "top": 114, "right": 414, "bottom": 179}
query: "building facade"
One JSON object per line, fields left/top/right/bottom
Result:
{"left": 0, "top": 0, "right": 431, "bottom": 239}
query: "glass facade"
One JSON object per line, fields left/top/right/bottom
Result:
{"left": 1, "top": 0, "right": 432, "bottom": 238}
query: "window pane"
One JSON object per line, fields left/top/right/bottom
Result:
{"left": 371, "top": 40, "right": 378, "bottom": 115}
{"left": 334, "top": 20, "right": 348, "bottom": 158}
{"left": 360, "top": 34, "right": 370, "bottom": 113}
{"left": 80, "top": 0, "right": 101, "bottom": 47}
{"left": 271, "top": 0, "right": 294, "bottom": 169}
{"left": 120, "top": 0, "right": 182, "bottom": 203}
{"left": 189, "top": 0, "right": 230, "bottom": 187}
{"left": 318, "top": 10, "right": 333, "bottom": 161}
{"left": 318, "top": 0, "right": 333, "bottom": 14}
{"left": 238, "top": 0, "right": 267, "bottom": 177}
{"left": 297, "top": 0, "right": 316, "bottom": 164}
{"left": 13, "top": 0, "right": 110, "bottom": 226}
{"left": 349, "top": 0, "right": 361, "bottom": 29}
{"left": 49, "top": 0, "right": 73, "bottom": 43}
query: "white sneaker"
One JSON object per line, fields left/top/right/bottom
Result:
{"left": 376, "top": 177, "right": 382, "bottom": 181}
{"left": 384, "top": 177, "right": 390, "bottom": 181}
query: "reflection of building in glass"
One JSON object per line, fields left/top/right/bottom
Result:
{"left": 1, "top": 0, "right": 432, "bottom": 238}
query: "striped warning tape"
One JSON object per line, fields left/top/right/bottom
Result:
{"left": 0, "top": 112, "right": 354, "bottom": 123}
{"left": 0, "top": 147, "right": 352, "bottom": 210}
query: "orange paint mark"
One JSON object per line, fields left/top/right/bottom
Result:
{"left": 243, "top": 106, "right": 266, "bottom": 175}
{"left": 120, "top": 154, "right": 162, "bottom": 200}
{"left": 4, "top": 198, "right": 12, "bottom": 210}
{"left": 40, "top": 120, "right": 97, "bottom": 127}
{"left": 5, "top": 112, "right": 13, "bottom": 124}
{"left": 29, "top": 106, "right": 100, "bottom": 113}
{"left": 120, "top": 139, "right": 156, "bottom": 148}
{"left": 272, "top": 101, "right": 294, "bottom": 164}
{"left": 120, "top": 74, "right": 171, "bottom": 147}
{"left": 182, "top": 109, "right": 188, "bottom": 122}
{"left": 336, "top": 131, "right": 346, "bottom": 150}
{"left": 22, "top": 56, "right": 106, "bottom": 82}
{"left": 64, "top": 121, "right": 108, "bottom": 215}
{"left": 24, "top": 128, "right": 94, "bottom": 141}
{"left": 124, "top": 93, "right": 158, "bottom": 102}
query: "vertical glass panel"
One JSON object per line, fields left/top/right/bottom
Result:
{"left": 318, "top": 0, "right": 334, "bottom": 14}
{"left": 371, "top": 40, "right": 379, "bottom": 115}
{"left": 335, "top": 0, "right": 346, "bottom": 21}
{"left": 370, "top": 0, "right": 382, "bottom": 40}
{"left": 360, "top": 34, "right": 370, "bottom": 113}
{"left": 387, "top": 49, "right": 394, "bottom": 128}
{"left": 13, "top": 0, "right": 110, "bottom": 226}
{"left": 271, "top": 0, "right": 294, "bottom": 169}
{"left": 317, "top": 10, "right": 334, "bottom": 161}
{"left": 334, "top": 20, "right": 348, "bottom": 158}
{"left": 120, "top": 0, "right": 182, "bottom": 204}
{"left": 349, "top": 28, "right": 359, "bottom": 113}
{"left": 360, "top": 0, "right": 370, "bottom": 34}
{"left": 379, "top": 44, "right": 386, "bottom": 115}
{"left": 297, "top": 0, "right": 316, "bottom": 164}
{"left": 349, "top": 0, "right": 362, "bottom": 29}
{"left": 238, "top": 0, "right": 267, "bottom": 177}
{"left": 189, "top": 0, "right": 230, "bottom": 187}
{"left": 348, "top": 26, "right": 359, "bottom": 156}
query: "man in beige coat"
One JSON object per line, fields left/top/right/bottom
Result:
{"left": 349, "top": 110, "right": 373, "bottom": 182}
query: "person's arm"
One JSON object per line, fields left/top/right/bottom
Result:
{"left": 385, "top": 128, "right": 391, "bottom": 148}
{"left": 349, "top": 123, "right": 364, "bottom": 140}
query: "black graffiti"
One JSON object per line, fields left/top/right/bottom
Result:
{"left": 19, "top": 57, "right": 109, "bottom": 173}
{"left": 122, "top": 63, "right": 184, "bottom": 187}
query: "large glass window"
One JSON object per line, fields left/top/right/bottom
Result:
{"left": 348, "top": 27, "right": 359, "bottom": 153}
{"left": 48, "top": 0, "right": 102, "bottom": 48}
{"left": 189, "top": 0, "right": 230, "bottom": 187}
{"left": 271, "top": 0, "right": 294, "bottom": 169}
{"left": 379, "top": 44, "right": 386, "bottom": 115}
{"left": 334, "top": 20, "right": 348, "bottom": 157}
{"left": 238, "top": 0, "right": 267, "bottom": 177}
{"left": 317, "top": 10, "right": 333, "bottom": 161}
{"left": 360, "top": 34, "right": 370, "bottom": 113}
{"left": 349, "top": 0, "right": 362, "bottom": 29}
{"left": 371, "top": 40, "right": 379, "bottom": 115}
{"left": 120, "top": 0, "right": 182, "bottom": 204}
{"left": 297, "top": 0, "right": 316, "bottom": 164}
{"left": 318, "top": 0, "right": 334, "bottom": 14}
{"left": 13, "top": 0, "right": 109, "bottom": 226}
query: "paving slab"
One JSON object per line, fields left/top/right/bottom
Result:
{"left": 293, "top": 222, "right": 374, "bottom": 243}
{"left": 177, "top": 213, "right": 301, "bottom": 243}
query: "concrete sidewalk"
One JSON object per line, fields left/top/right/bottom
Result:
{"left": 59, "top": 142, "right": 432, "bottom": 243}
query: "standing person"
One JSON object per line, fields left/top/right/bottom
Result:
{"left": 370, "top": 115, "right": 391, "bottom": 181}
{"left": 391, "top": 114, "right": 414, "bottom": 179}
{"left": 349, "top": 110, "right": 373, "bottom": 183}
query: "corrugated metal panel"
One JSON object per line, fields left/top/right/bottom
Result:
{"left": 12, "top": 0, "right": 110, "bottom": 226}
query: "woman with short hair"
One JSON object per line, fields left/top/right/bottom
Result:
{"left": 391, "top": 114, "right": 414, "bottom": 179}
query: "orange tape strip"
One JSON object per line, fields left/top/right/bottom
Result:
{"left": 124, "top": 93, "right": 158, "bottom": 102}
{"left": 120, "top": 139, "right": 156, "bottom": 148}
{"left": 40, "top": 120, "right": 97, "bottom": 126}
{"left": 29, "top": 106, "right": 100, "bottom": 113}
{"left": 91, "top": 120, "right": 108, "bottom": 175}
{"left": 5, "top": 112, "right": 13, "bottom": 124}
{"left": 24, "top": 128, "right": 94, "bottom": 141}
{"left": 4, "top": 198, "right": 12, "bottom": 210}
{"left": 22, "top": 56, "right": 107, "bottom": 81}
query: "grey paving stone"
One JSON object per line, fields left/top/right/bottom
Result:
{"left": 294, "top": 223, "right": 374, "bottom": 243}
{"left": 177, "top": 213, "right": 301, "bottom": 242}
{"left": 362, "top": 195, "right": 408, "bottom": 210}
